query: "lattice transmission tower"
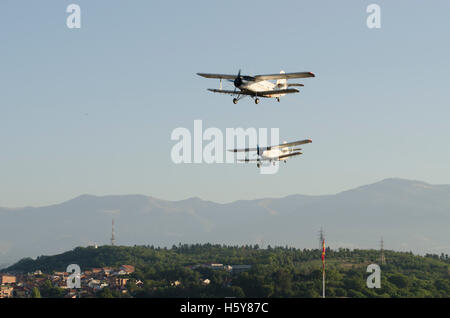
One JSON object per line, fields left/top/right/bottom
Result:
{"left": 111, "top": 219, "right": 116, "bottom": 246}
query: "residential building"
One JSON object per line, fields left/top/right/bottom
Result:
{"left": 0, "top": 274, "right": 16, "bottom": 285}
{"left": 0, "top": 286, "right": 14, "bottom": 298}
{"left": 110, "top": 277, "right": 129, "bottom": 288}
{"left": 119, "top": 265, "right": 135, "bottom": 274}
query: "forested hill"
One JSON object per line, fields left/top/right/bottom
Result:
{"left": 5, "top": 244, "right": 450, "bottom": 298}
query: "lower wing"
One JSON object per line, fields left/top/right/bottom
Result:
{"left": 207, "top": 88, "right": 299, "bottom": 97}
{"left": 238, "top": 158, "right": 272, "bottom": 163}
{"left": 237, "top": 152, "right": 303, "bottom": 162}
{"left": 207, "top": 89, "right": 254, "bottom": 96}
{"left": 238, "top": 158, "right": 259, "bottom": 162}
{"left": 277, "top": 152, "right": 303, "bottom": 160}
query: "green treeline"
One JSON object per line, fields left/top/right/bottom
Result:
{"left": 7, "top": 244, "right": 450, "bottom": 298}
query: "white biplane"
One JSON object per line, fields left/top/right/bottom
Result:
{"left": 197, "top": 70, "right": 315, "bottom": 104}
{"left": 229, "top": 139, "right": 312, "bottom": 168}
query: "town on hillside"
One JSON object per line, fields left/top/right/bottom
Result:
{"left": 0, "top": 263, "right": 252, "bottom": 298}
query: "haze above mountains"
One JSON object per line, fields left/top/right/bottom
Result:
{"left": 1, "top": 178, "right": 449, "bottom": 268}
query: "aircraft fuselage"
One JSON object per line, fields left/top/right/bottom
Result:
{"left": 238, "top": 80, "right": 286, "bottom": 98}
{"left": 261, "top": 147, "right": 291, "bottom": 161}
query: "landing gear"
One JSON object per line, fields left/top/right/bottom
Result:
{"left": 276, "top": 97, "right": 280, "bottom": 102}
{"left": 257, "top": 163, "right": 261, "bottom": 168}
{"left": 233, "top": 98, "right": 238, "bottom": 104}
{"left": 255, "top": 98, "right": 260, "bottom": 104}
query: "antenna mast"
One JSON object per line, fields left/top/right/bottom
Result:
{"left": 380, "top": 237, "right": 386, "bottom": 265}
{"left": 111, "top": 219, "right": 116, "bottom": 246}
{"left": 319, "top": 227, "right": 325, "bottom": 249}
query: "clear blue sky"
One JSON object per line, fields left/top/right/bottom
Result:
{"left": 1, "top": 0, "right": 449, "bottom": 207}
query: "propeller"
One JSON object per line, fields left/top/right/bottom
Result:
{"left": 227, "top": 69, "right": 255, "bottom": 91}
{"left": 226, "top": 69, "right": 243, "bottom": 93}
{"left": 257, "top": 144, "right": 263, "bottom": 164}
{"left": 233, "top": 69, "right": 243, "bottom": 89}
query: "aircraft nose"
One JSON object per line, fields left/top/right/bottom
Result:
{"left": 234, "top": 77, "right": 242, "bottom": 87}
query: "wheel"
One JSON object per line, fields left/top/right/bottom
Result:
{"left": 277, "top": 97, "right": 280, "bottom": 102}
{"left": 233, "top": 98, "right": 238, "bottom": 104}
{"left": 257, "top": 163, "right": 260, "bottom": 168}
{"left": 255, "top": 98, "right": 260, "bottom": 104}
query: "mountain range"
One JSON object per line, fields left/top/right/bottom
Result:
{"left": 1, "top": 178, "right": 449, "bottom": 268}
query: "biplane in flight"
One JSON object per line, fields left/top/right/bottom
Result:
{"left": 197, "top": 70, "right": 315, "bottom": 104}
{"left": 229, "top": 138, "right": 312, "bottom": 168}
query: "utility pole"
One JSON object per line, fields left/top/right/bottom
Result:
{"left": 321, "top": 238, "right": 326, "bottom": 298}
{"left": 319, "top": 227, "right": 326, "bottom": 298}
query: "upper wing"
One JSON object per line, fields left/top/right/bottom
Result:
{"left": 254, "top": 72, "right": 315, "bottom": 81}
{"left": 270, "top": 139, "right": 312, "bottom": 149}
{"left": 198, "top": 72, "right": 314, "bottom": 81}
{"left": 229, "top": 139, "right": 311, "bottom": 153}
{"left": 198, "top": 73, "right": 254, "bottom": 80}
{"left": 278, "top": 152, "right": 303, "bottom": 160}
